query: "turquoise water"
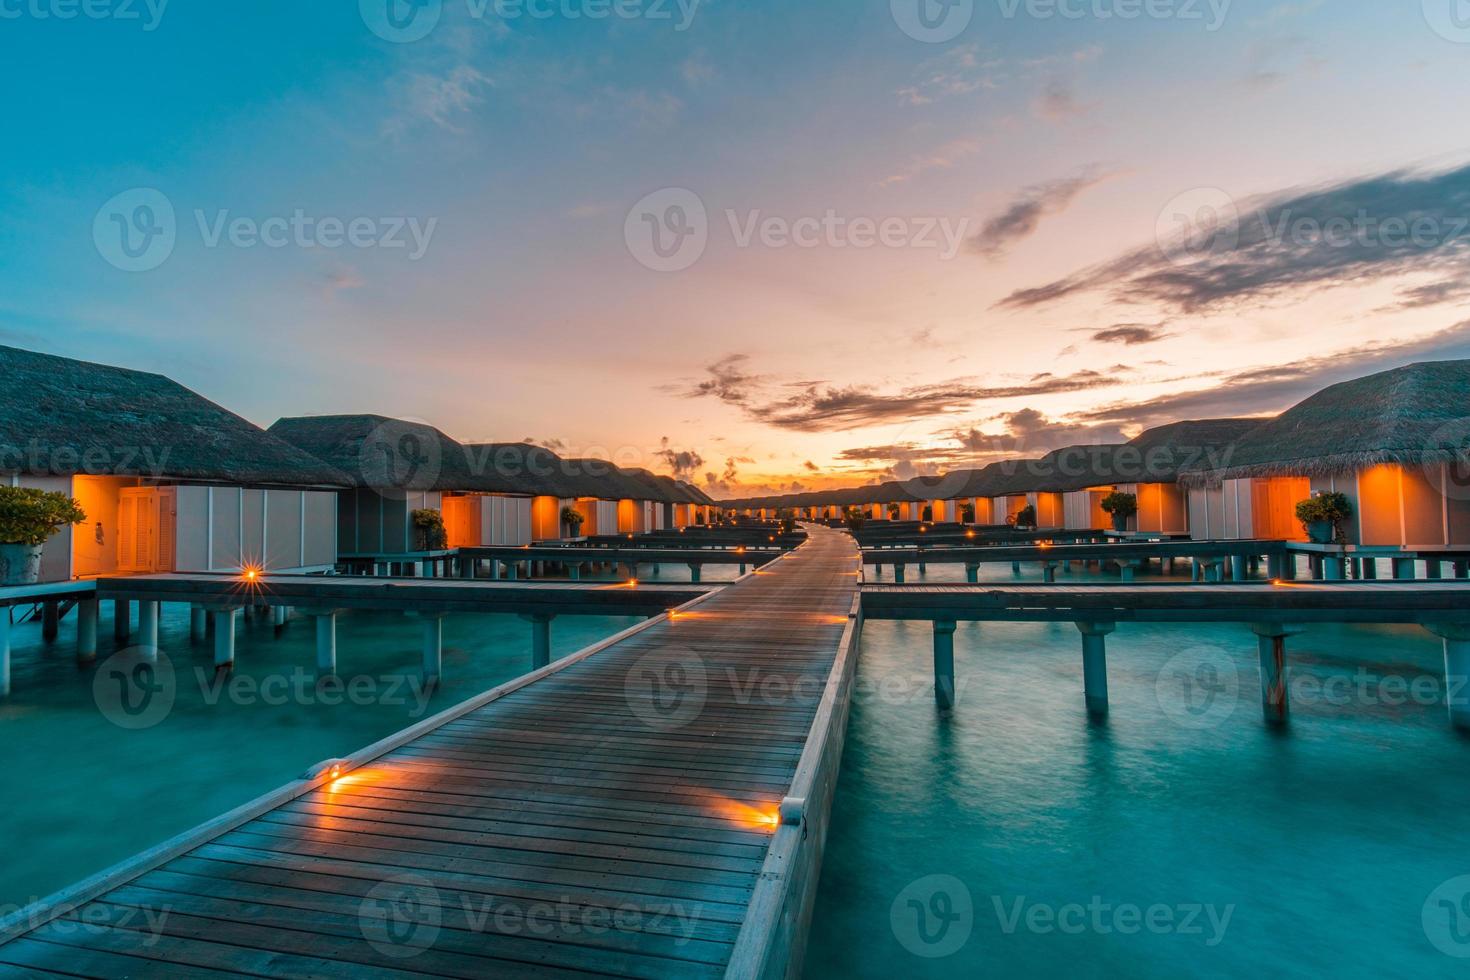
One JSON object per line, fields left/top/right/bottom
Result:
{"left": 0, "top": 600, "right": 639, "bottom": 910}
{"left": 808, "top": 563, "right": 1470, "bottom": 978}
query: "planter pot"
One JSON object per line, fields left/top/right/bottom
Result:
{"left": 1111, "top": 514, "right": 1131, "bottom": 533}
{"left": 1306, "top": 521, "right": 1335, "bottom": 545}
{"left": 0, "top": 543, "right": 43, "bottom": 586}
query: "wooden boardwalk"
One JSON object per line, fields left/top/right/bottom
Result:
{"left": 0, "top": 526, "right": 861, "bottom": 979}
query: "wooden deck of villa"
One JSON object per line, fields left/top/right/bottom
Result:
{"left": 0, "top": 527, "right": 862, "bottom": 978}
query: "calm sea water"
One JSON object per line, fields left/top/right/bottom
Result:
{"left": 808, "top": 561, "right": 1470, "bottom": 978}
{"left": 5, "top": 558, "right": 1467, "bottom": 977}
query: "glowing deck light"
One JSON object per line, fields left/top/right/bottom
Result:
{"left": 241, "top": 565, "right": 262, "bottom": 583}
{"left": 965, "top": 530, "right": 976, "bottom": 539}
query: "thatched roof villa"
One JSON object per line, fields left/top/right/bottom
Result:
{"left": 1180, "top": 360, "right": 1470, "bottom": 547}
{"left": 0, "top": 346, "right": 348, "bottom": 581}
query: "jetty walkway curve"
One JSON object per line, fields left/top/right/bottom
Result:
{"left": 0, "top": 525, "right": 862, "bottom": 979}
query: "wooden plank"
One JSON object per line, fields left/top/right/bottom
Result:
{"left": 1, "top": 526, "right": 862, "bottom": 978}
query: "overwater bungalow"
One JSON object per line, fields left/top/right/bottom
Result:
{"left": 1, "top": 346, "right": 347, "bottom": 582}
{"left": 1051, "top": 420, "right": 1260, "bottom": 534}
{"left": 270, "top": 415, "right": 536, "bottom": 553}
{"left": 1181, "top": 360, "right": 1470, "bottom": 547}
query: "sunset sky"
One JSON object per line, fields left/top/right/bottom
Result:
{"left": 4, "top": 0, "right": 1470, "bottom": 497}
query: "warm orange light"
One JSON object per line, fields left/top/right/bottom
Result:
{"left": 710, "top": 796, "right": 781, "bottom": 832}
{"left": 965, "top": 530, "right": 976, "bottom": 539}
{"left": 241, "top": 566, "right": 262, "bottom": 582}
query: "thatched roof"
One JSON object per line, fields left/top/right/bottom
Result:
{"left": 270, "top": 415, "right": 513, "bottom": 493}
{"left": 1180, "top": 360, "right": 1470, "bottom": 486}
{"left": 0, "top": 346, "right": 348, "bottom": 488}
{"left": 1119, "top": 418, "right": 1261, "bottom": 485}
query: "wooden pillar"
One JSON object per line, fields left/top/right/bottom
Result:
{"left": 1043, "top": 562, "right": 1057, "bottom": 584}
{"left": 1251, "top": 623, "right": 1300, "bottom": 726}
{"left": 1120, "top": 561, "right": 1137, "bottom": 584}
{"left": 1454, "top": 561, "right": 1468, "bottom": 580}
{"left": 1191, "top": 558, "right": 1202, "bottom": 583}
{"left": 76, "top": 598, "right": 98, "bottom": 664}
{"left": 0, "top": 611, "right": 10, "bottom": 698}
{"left": 1011, "top": 561, "right": 1022, "bottom": 575}
{"left": 1076, "top": 621, "right": 1115, "bottom": 717}
{"left": 41, "top": 600, "right": 60, "bottom": 642}
{"left": 138, "top": 601, "right": 160, "bottom": 660}
{"left": 212, "top": 609, "right": 237, "bottom": 673}
{"left": 524, "top": 614, "right": 554, "bottom": 670}
{"left": 1363, "top": 558, "right": 1378, "bottom": 580}
{"left": 569, "top": 563, "right": 581, "bottom": 581}
{"left": 1426, "top": 560, "right": 1444, "bottom": 580}
{"left": 932, "top": 620, "right": 957, "bottom": 710}
{"left": 315, "top": 613, "right": 338, "bottom": 677}
{"left": 1426, "top": 625, "right": 1470, "bottom": 732}
{"left": 113, "top": 599, "right": 131, "bottom": 641}
{"left": 421, "top": 615, "right": 444, "bottom": 686}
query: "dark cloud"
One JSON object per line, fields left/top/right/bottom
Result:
{"left": 970, "top": 168, "right": 1113, "bottom": 258}
{"left": 743, "top": 369, "right": 1124, "bottom": 432}
{"left": 655, "top": 437, "right": 705, "bottom": 479}
{"left": 1090, "top": 323, "right": 1171, "bottom": 345}
{"left": 998, "top": 163, "right": 1470, "bottom": 314}
{"left": 678, "top": 357, "right": 1126, "bottom": 433}
{"left": 1079, "top": 318, "right": 1470, "bottom": 427}
{"left": 1386, "top": 278, "right": 1470, "bottom": 311}
{"left": 953, "top": 409, "right": 1128, "bottom": 457}
{"left": 802, "top": 460, "right": 819, "bottom": 472}
{"left": 678, "top": 354, "right": 765, "bottom": 406}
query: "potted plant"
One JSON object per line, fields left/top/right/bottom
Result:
{"left": 921, "top": 505, "right": 934, "bottom": 522}
{"left": 1295, "top": 492, "right": 1352, "bottom": 545}
{"left": 887, "top": 502, "right": 902, "bottom": 520}
{"left": 1013, "top": 504, "right": 1037, "bottom": 530}
{"left": 959, "top": 502, "right": 976, "bottom": 524}
{"left": 0, "top": 487, "right": 86, "bottom": 586}
{"left": 411, "top": 508, "right": 448, "bottom": 551}
{"left": 1100, "top": 491, "right": 1138, "bottom": 533}
{"left": 560, "top": 505, "right": 586, "bottom": 539}
{"left": 843, "top": 506, "right": 866, "bottom": 532}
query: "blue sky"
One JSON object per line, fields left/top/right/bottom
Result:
{"left": 3, "top": 0, "right": 1470, "bottom": 495}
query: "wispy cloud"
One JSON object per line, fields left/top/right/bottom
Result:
{"left": 677, "top": 357, "right": 1127, "bottom": 432}
{"left": 969, "top": 167, "right": 1115, "bottom": 257}
{"left": 384, "top": 65, "right": 492, "bottom": 137}
{"left": 1078, "top": 318, "right": 1470, "bottom": 427}
{"left": 880, "top": 138, "right": 983, "bottom": 186}
{"left": 998, "top": 162, "right": 1470, "bottom": 314}
{"left": 1089, "top": 323, "right": 1172, "bottom": 345}
{"left": 1033, "top": 78, "right": 1097, "bottom": 122}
